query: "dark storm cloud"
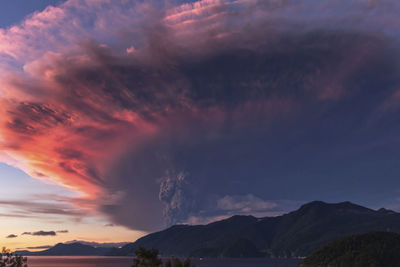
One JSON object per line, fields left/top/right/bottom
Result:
{"left": 103, "top": 28, "right": 400, "bottom": 229}
{"left": 26, "top": 245, "right": 52, "bottom": 250}
{"left": 22, "top": 231, "right": 56, "bottom": 236}
{"left": 6, "top": 234, "right": 17, "bottom": 238}
{"left": 1, "top": 0, "right": 400, "bottom": 230}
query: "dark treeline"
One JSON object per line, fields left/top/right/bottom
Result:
{"left": 132, "top": 247, "right": 194, "bottom": 267}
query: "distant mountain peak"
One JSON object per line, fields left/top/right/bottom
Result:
{"left": 378, "top": 207, "right": 396, "bottom": 214}
{"left": 299, "top": 200, "right": 328, "bottom": 209}
{"left": 15, "top": 242, "right": 114, "bottom": 256}
{"left": 223, "top": 215, "right": 257, "bottom": 222}
{"left": 297, "top": 200, "right": 372, "bottom": 213}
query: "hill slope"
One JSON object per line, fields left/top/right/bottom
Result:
{"left": 299, "top": 231, "right": 400, "bottom": 267}
{"left": 109, "top": 201, "right": 400, "bottom": 257}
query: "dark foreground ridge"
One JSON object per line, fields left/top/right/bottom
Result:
{"left": 16, "top": 201, "right": 400, "bottom": 257}
{"left": 299, "top": 231, "right": 400, "bottom": 267}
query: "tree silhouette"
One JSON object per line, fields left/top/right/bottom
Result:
{"left": 170, "top": 257, "right": 194, "bottom": 267}
{"left": 0, "top": 247, "right": 27, "bottom": 267}
{"left": 164, "top": 259, "right": 172, "bottom": 267}
{"left": 132, "top": 247, "right": 194, "bottom": 267}
{"left": 132, "top": 247, "right": 162, "bottom": 267}
{"left": 183, "top": 258, "right": 194, "bottom": 267}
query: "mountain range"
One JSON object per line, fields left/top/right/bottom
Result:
{"left": 16, "top": 201, "right": 400, "bottom": 257}
{"left": 15, "top": 242, "right": 111, "bottom": 256}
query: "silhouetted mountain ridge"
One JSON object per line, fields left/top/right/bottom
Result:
{"left": 15, "top": 242, "right": 112, "bottom": 256}
{"left": 109, "top": 201, "right": 400, "bottom": 258}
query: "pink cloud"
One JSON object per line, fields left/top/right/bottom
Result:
{"left": 0, "top": 0, "right": 399, "bottom": 229}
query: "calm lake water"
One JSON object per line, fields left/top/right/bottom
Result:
{"left": 28, "top": 256, "right": 300, "bottom": 267}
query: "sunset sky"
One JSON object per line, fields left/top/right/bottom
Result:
{"left": 1, "top": 0, "right": 400, "bottom": 251}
